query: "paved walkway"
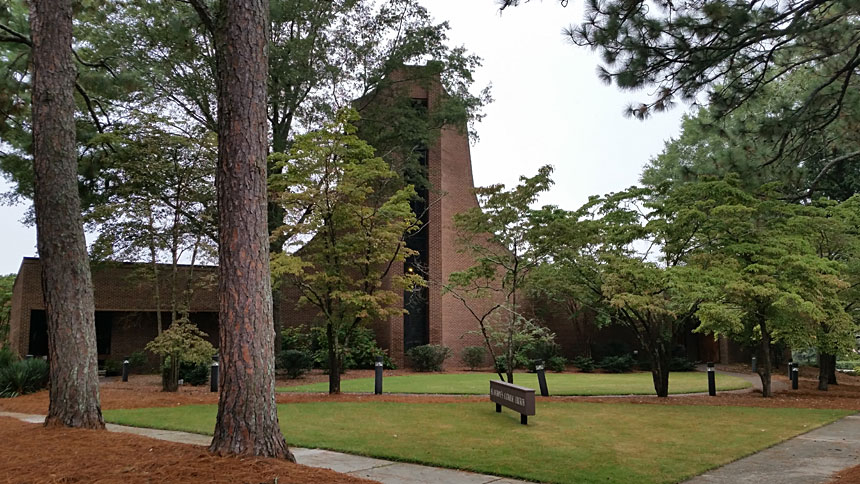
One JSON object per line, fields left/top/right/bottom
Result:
{"left": 684, "top": 414, "right": 860, "bottom": 484}
{"left": 0, "top": 411, "right": 529, "bottom": 484}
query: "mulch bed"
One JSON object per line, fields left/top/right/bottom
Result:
{"left": 832, "top": 465, "right": 860, "bottom": 483}
{"left": 0, "top": 417, "right": 372, "bottom": 484}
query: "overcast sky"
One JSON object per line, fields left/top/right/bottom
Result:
{"left": 0, "top": 0, "right": 690, "bottom": 275}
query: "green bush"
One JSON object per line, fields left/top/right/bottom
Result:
{"left": 572, "top": 356, "right": 595, "bottom": 373}
{"left": 598, "top": 354, "right": 635, "bottom": 373}
{"left": 281, "top": 325, "right": 313, "bottom": 353}
{"left": 669, "top": 356, "right": 697, "bottom": 372}
{"left": 278, "top": 349, "right": 313, "bottom": 379}
{"left": 162, "top": 358, "right": 209, "bottom": 386}
{"left": 461, "top": 346, "right": 487, "bottom": 370}
{"left": 0, "top": 347, "right": 18, "bottom": 369}
{"left": 103, "top": 359, "right": 123, "bottom": 377}
{"left": 308, "top": 325, "right": 395, "bottom": 370}
{"left": 0, "top": 358, "right": 49, "bottom": 398}
{"left": 494, "top": 353, "right": 529, "bottom": 374}
{"left": 406, "top": 344, "right": 452, "bottom": 372}
{"left": 545, "top": 355, "right": 567, "bottom": 372}
{"left": 128, "top": 351, "right": 149, "bottom": 371}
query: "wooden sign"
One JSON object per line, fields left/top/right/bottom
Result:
{"left": 490, "top": 380, "right": 535, "bottom": 425}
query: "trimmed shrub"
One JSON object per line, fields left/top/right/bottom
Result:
{"left": 278, "top": 349, "right": 313, "bottom": 379}
{"left": 669, "top": 356, "right": 697, "bottom": 372}
{"left": 128, "top": 351, "right": 149, "bottom": 371}
{"left": 461, "top": 346, "right": 487, "bottom": 370}
{"left": 545, "top": 355, "right": 567, "bottom": 372}
{"left": 306, "top": 325, "right": 395, "bottom": 370}
{"left": 494, "top": 353, "right": 529, "bottom": 374}
{"left": 281, "top": 325, "right": 312, "bottom": 353}
{"left": 598, "top": 354, "right": 635, "bottom": 373}
{"left": 572, "top": 356, "right": 595, "bottom": 373}
{"left": 0, "top": 358, "right": 49, "bottom": 398}
{"left": 0, "top": 347, "right": 18, "bottom": 369}
{"left": 406, "top": 344, "right": 452, "bottom": 372}
{"left": 103, "top": 359, "right": 123, "bottom": 377}
{"left": 162, "top": 358, "right": 209, "bottom": 386}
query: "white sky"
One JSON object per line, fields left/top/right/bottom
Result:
{"left": 0, "top": 0, "right": 689, "bottom": 275}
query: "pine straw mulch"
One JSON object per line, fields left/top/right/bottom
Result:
{"left": 0, "top": 417, "right": 372, "bottom": 484}
{"left": 832, "top": 465, "right": 860, "bottom": 483}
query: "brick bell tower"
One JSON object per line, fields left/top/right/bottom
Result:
{"left": 359, "top": 68, "right": 498, "bottom": 367}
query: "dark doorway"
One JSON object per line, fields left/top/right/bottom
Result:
{"left": 28, "top": 310, "right": 48, "bottom": 356}
{"left": 29, "top": 310, "right": 113, "bottom": 356}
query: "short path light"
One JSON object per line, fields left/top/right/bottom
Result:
{"left": 210, "top": 354, "right": 219, "bottom": 393}
{"left": 707, "top": 362, "right": 716, "bottom": 396}
{"left": 374, "top": 356, "right": 383, "bottom": 395}
{"left": 122, "top": 356, "right": 129, "bottom": 382}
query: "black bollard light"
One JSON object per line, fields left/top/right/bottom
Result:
{"left": 210, "top": 354, "right": 219, "bottom": 393}
{"left": 535, "top": 359, "right": 549, "bottom": 397}
{"left": 121, "top": 356, "right": 130, "bottom": 382}
{"left": 791, "top": 363, "right": 799, "bottom": 390}
{"left": 751, "top": 356, "right": 757, "bottom": 373}
{"left": 25, "top": 354, "right": 33, "bottom": 360}
{"left": 707, "top": 362, "right": 716, "bottom": 396}
{"left": 787, "top": 359, "right": 794, "bottom": 379}
{"left": 374, "top": 355, "right": 383, "bottom": 395}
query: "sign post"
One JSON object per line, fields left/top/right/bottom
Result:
{"left": 490, "top": 380, "right": 536, "bottom": 425}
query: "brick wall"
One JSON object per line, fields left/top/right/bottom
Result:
{"left": 9, "top": 258, "right": 219, "bottom": 357}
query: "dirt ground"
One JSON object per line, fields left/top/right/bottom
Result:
{"left": 1, "top": 367, "right": 858, "bottom": 483}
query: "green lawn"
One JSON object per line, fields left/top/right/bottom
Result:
{"left": 104, "top": 402, "right": 848, "bottom": 484}
{"left": 277, "top": 371, "right": 752, "bottom": 395}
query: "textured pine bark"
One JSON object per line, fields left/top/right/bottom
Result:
{"left": 209, "top": 0, "right": 292, "bottom": 460}
{"left": 30, "top": 0, "right": 104, "bottom": 429}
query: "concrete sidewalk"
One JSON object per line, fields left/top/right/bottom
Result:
{"left": 684, "top": 414, "right": 860, "bottom": 484}
{"left": 0, "top": 411, "right": 529, "bottom": 484}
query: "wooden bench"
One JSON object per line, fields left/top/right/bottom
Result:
{"left": 490, "top": 380, "right": 535, "bottom": 425}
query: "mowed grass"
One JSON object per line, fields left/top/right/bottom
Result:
{"left": 104, "top": 402, "right": 848, "bottom": 484}
{"left": 277, "top": 371, "right": 752, "bottom": 395}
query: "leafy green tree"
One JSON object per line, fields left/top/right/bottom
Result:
{"left": 270, "top": 109, "right": 423, "bottom": 394}
{"left": 445, "top": 165, "right": 553, "bottom": 384}
{"left": 145, "top": 317, "right": 216, "bottom": 392}
{"left": 86, "top": 120, "right": 217, "bottom": 390}
{"left": 687, "top": 181, "right": 854, "bottom": 396}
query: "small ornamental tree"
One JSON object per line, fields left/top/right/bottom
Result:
{"left": 270, "top": 109, "right": 423, "bottom": 394}
{"left": 145, "top": 318, "right": 216, "bottom": 392}
{"left": 445, "top": 165, "right": 553, "bottom": 384}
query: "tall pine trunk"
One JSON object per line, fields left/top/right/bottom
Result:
{"left": 208, "top": 0, "right": 292, "bottom": 460}
{"left": 30, "top": 0, "right": 104, "bottom": 430}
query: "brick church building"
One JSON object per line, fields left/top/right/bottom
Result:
{"left": 5, "top": 71, "right": 732, "bottom": 367}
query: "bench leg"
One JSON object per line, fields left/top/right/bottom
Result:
{"left": 496, "top": 404, "right": 502, "bottom": 413}
{"left": 521, "top": 414, "right": 527, "bottom": 425}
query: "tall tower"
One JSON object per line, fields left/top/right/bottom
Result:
{"left": 359, "top": 68, "right": 497, "bottom": 366}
